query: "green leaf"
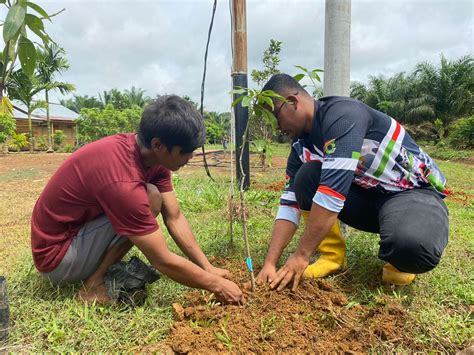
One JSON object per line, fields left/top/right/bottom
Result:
{"left": 26, "top": 1, "right": 50, "bottom": 21}
{"left": 310, "top": 72, "right": 321, "bottom": 82}
{"left": 3, "top": 3, "right": 26, "bottom": 42}
{"left": 263, "top": 91, "right": 287, "bottom": 103}
{"left": 25, "top": 14, "right": 44, "bottom": 31}
{"left": 260, "top": 96, "right": 274, "bottom": 110}
{"left": 293, "top": 73, "right": 305, "bottom": 82}
{"left": 263, "top": 109, "right": 275, "bottom": 125}
{"left": 25, "top": 13, "right": 49, "bottom": 45}
{"left": 18, "top": 35, "right": 36, "bottom": 76}
{"left": 241, "top": 95, "right": 251, "bottom": 107}
{"left": 7, "top": 39, "right": 16, "bottom": 61}
{"left": 294, "top": 65, "right": 308, "bottom": 73}
{"left": 230, "top": 88, "right": 246, "bottom": 95}
{"left": 231, "top": 95, "right": 244, "bottom": 108}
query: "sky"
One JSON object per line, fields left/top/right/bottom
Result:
{"left": 4, "top": 0, "right": 473, "bottom": 112}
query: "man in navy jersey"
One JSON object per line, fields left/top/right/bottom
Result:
{"left": 31, "top": 95, "right": 244, "bottom": 305}
{"left": 256, "top": 74, "right": 449, "bottom": 290}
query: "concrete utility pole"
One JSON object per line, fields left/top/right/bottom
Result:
{"left": 231, "top": 0, "right": 250, "bottom": 189}
{"left": 324, "top": 0, "right": 351, "bottom": 96}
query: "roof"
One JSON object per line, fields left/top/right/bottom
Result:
{"left": 12, "top": 101, "right": 79, "bottom": 122}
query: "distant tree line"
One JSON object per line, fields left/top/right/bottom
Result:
{"left": 350, "top": 55, "right": 473, "bottom": 147}
{"left": 62, "top": 90, "right": 231, "bottom": 146}
{"left": 351, "top": 55, "right": 473, "bottom": 128}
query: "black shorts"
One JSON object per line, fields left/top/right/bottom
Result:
{"left": 295, "top": 162, "right": 449, "bottom": 274}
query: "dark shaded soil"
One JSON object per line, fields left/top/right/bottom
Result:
{"left": 144, "top": 262, "right": 430, "bottom": 354}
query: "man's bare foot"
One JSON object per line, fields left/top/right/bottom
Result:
{"left": 77, "top": 283, "right": 111, "bottom": 304}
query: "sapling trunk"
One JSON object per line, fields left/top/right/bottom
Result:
{"left": 238, "top": 122, "right": 256, "bottom": 292}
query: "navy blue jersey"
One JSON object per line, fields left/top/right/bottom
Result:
{"left": 276, "top": 96, "right": 447, "bottom": 225}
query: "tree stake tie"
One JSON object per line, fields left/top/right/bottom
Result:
{"left": 246, "top": 257, "right": 253, "bottom": 273}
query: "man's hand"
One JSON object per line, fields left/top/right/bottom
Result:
{"left": 256, "top": 263, "right": 277, "bottom": 285}
{"left": 212, "top": 278, "right": 245, "bottom": 305}
{"left": 270, "top": 252, "right": 309, "bottom": 291}
{"left": 205, "top": 265, "right": 230, "bottom": 279}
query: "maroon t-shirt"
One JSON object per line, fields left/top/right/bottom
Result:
{"left": 31, "top": 133, "right": 173, "bottom": 272}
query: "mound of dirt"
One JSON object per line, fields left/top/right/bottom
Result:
{"left": 146, "top": 262, "right": 426, "bottom": 353}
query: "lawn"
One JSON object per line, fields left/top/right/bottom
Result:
{"left": 0, "top": 145, "right": 472, "bottom": 352}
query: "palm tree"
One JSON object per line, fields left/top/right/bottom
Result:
{"left": 124, "top": 86, "right": 150, "bottom": 108}
{"left": 414, "top": 54, "right": 473, "bottom": 127}
{"left": 36, "top": 44, "right": 75, "bottom": 151}
{"left": 60, "top": 95, "right": 103, "bottom": 113}
{"left": 351, "top": 73, "right": 436, "bottom": 124}
{"left": 8, "top": 70, "right": 47, "bottom": 152}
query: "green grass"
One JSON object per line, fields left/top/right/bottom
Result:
{"left": 2, "top": 144, "right": 473, "bottom": 351}
{"left": 0, "top": 169, "right": 41, "bottom": 182}
{"left": 421, "top": 142, "right": 474, "bottom": 162}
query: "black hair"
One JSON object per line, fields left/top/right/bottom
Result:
{"left": 262, "top": 73, "right": 308, "bottom": 98}
{"left": 138, "top": 95, "right": 205, "bottom": 153}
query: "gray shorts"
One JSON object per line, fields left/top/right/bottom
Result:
{"left": 41, "top": 215, "right": 128, "bottom": 284}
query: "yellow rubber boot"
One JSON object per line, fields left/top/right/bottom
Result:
{"left": 382, "top": 263, "right": 416, "bottom": 285}
{"left": 301, "top": 210, "right": 347, "bottom": 279}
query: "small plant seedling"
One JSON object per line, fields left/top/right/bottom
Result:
{"left": 215, "top": 314, "right": 233, "bottom": 351}
{"left": 204, "top": 293, "right": 221, "bottom": 308}
{"left": 344, "top": 301, "right": 360, "bottom": 310}
{"left": 190, "top": 318, "right": 216, "bottom": 329}
{"left": 260, "top": 314, "right": 278, "bottom": 341}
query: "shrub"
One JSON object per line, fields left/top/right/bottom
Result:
{"left": 449, "top": 116, "right": 474, "bottom": 149}
{"left": 61, "top": 144, "right": 75, "bottom": 153}
{"left": 8, "top": 133, "right": 30, "bottom": 152}
{"left": 77, "top": 105, "right": 142, "bottom": 143}
{"left": 36, "top": 136, "right": 49, "bottom": 151}
{"left": 0, "top": 113, "right": 15, "bottom": 144}
{"left": 53, "top": 130, "right": 66, "bottom": 148}
{"left": 404, "top": 121, "right": 438, "bottom": 143}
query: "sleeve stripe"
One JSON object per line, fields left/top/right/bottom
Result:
{"left": 276, "top": 205, "right": 300, "bottom": 225}
{"left": 322, "top": 157, "right": 358, "bottom": 171}
{"left": 281, "top": 191, "right": 296, "bottom": 201}
{"left": 317, "top": 185, "right": 346, "bottom": 201}
{"left": 313, "top": 191, "right": 345, "bottom": 212}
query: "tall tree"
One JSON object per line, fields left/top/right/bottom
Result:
{"left": 60, "top": 95, "right": 103, "bottom": 113}
{"left": 414, "top": 54, "right": 473, "bottom": 127}
{"left": 36, "top": 43, "right": 75, "bottom": 151}
{"left": 8, "top": 70, "right": 46, "bottom": 151}
{"left": 0, "top": 1, "right": 62, "bottom": 152}
{"left": 250, "top": 39, "right": 282, "bottom": 142}
{"left": 251, "top": 39, "right": 282, "bottom": 86}
{"left": 351, "top": 73, "right": 435, "bottom": 124}
{"left": 124, "top": 86, "right": 150, "bottom": 108}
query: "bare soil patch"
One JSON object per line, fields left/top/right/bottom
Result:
{"left": 143, "top": 261, "right": 430, "bottom": 354}
{"left": 0, "top": 152, "right": 69, "bottom": 174}
{"left": 447, "top": 190, "right": 473, "bottom": 206}
{"left": 0, "top": 153, "right": 71, "bottom": 275}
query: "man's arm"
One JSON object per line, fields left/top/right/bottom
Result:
{"left": 130, "top": 228, "right": 244, "bottom": 304}
{"left": 258, "top": 144, "right": 304, "bottom": 282}
{"left": 257, "top": 219, "right": 298, "bottom": 282}
{"left": 159, "top": 191, "right": 227, "bottom": 276}
{"left": 270, "top": 202, "right": 338, "bottom": 291}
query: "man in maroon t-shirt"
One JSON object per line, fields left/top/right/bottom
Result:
{"left": 31, "top": 95, "right": 244, "bottom": 305}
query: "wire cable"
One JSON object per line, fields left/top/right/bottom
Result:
{"left": 199, "top": 0, "right": 218, "bottom": 181}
